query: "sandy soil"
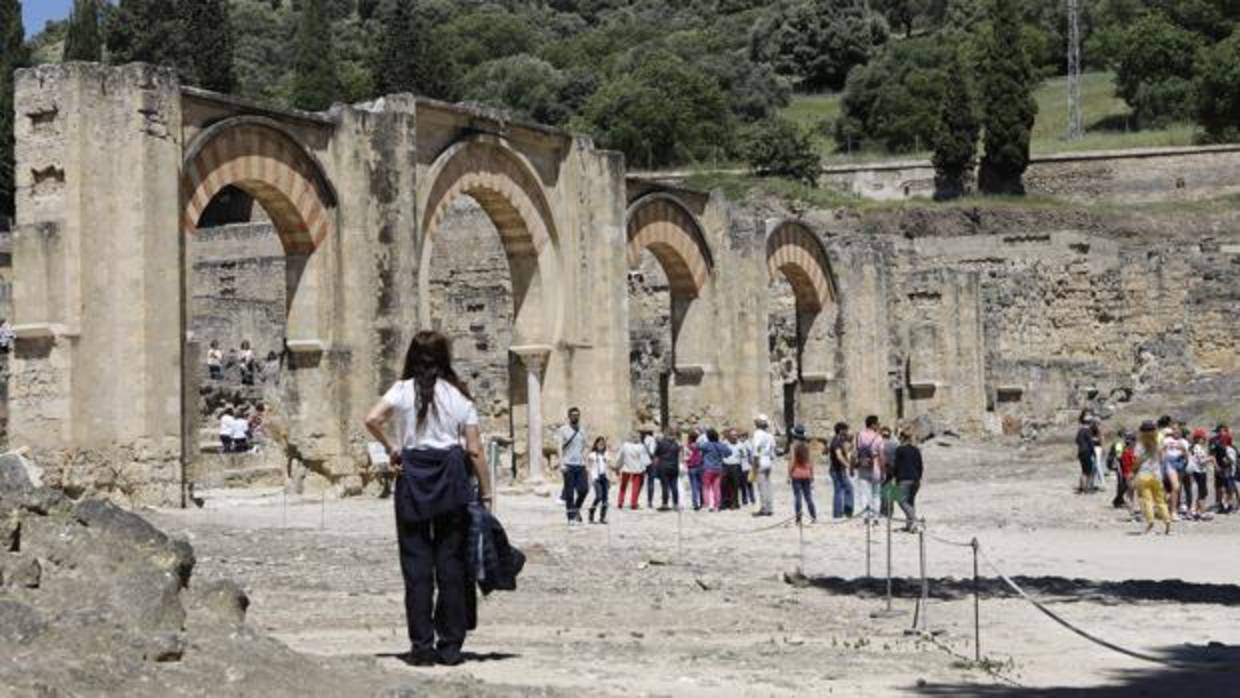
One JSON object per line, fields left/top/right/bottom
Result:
{"left": 146, "top": 438, "right": 1240, "bottom": 697}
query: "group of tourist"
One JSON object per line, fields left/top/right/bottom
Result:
{"left": 1075, "top": 412, "right": 1238, "bottom": 534}
{"left": 206, "top": 339, "right": 279, "bottom": 385}
{"left": 218, "top": 403, "right": 267, "bottom": 454}
{"left": 555, "top": 409, "right": 925, "bottom": 531}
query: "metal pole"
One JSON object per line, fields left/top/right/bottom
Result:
{"left": 282, "top": 489, "right": 287, "bottom": 528}
{"left": 918, "top": 519, "right": 928, "bottom": 631}
{"left": 865, "top": 516, "right": 872, "bottom": 578}
{"left": 677, "top": 504, "right": 684, "bottom": 563}
{"left": 320, "top": 490, "right": 325, "bottom": 530}
{"left": 798, "top": 518, "right": 805, "bottom": 572}
{"left": 972, "top": 537, "right": 981, "bottom": 662}
{"left": 885, "top": 509, "right": 893, "bottom": 612}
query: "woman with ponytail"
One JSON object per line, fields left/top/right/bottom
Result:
{"left": 365, "top": 330, "right": 493, "bottom": 666}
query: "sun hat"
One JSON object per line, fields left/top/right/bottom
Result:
{"left": 755, "top": 414, "right": 769, "bottom": 426}
{"left": 790, "top": 424, "right": 807, "bottom": 441}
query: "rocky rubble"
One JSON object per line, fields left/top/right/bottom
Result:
{"left": 0, "top": 453, "right": 566, "bottom": 697}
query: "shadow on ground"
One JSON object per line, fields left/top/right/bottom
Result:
{"left": 914, "top": 644, "right": 1240, "bottom": 697}
{"left": 801, "top": 574, "right": 1240, "bottom": 606}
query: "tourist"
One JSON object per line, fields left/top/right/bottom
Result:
{"left": 751, "top": 415, "right": 776, "bottom": 517}
{"left": 787, "top": 425, "right": 817, "bottom": 525}
{"left": 218, "top": 407, "right": 236, "bottom": 453}
{"left": 586, "top": 437, "right": 611, "bottom": 524}
{"left": 1133, "top": 421, "right": 1171, "bottom": 535}
{"left": 1111, "top": 430, "right": 1137, "bottom": 512}
{"left": 1186, "top": 428, "right": 1212, "bottom": 520}
{"left": 879, "top": 425, "right": 899, "bottom": 517}
{"left": 735, "top": 430, "right": 755, "bottom": 508}
{"left": 893, "top": 429, "right": 924, "bottom": 532}
{"left": 1075, "top": 410, "right": 1097, "bottom": 493}
{"left": 1088, "top": 419, "right": 1106, "bottom": 492}
{"left": 616, "top": 433, "right": 646, "bottom": 511}
{"left": 1160, "top": 422, "right": 1189, "bottom": 520}
{"left": 829, "top": 422, "right": 853, "bottom": 519}
{"left": 854, "top": 415, "right": 885, "bottom": 520}
{"left": 684, "top": 430, "right": 704, "bottom": 511}
{"left": 206, "top": 340, "right": 223, "bottom": 380}
{"left": 699, "top": 428, "right": 732, "bottom": 512}
{"left": 239, "top": 340, "right": 256, "bottom": 386}
{"left": 363, "top": 329, "right": 493, "bottom": 666}
{"left": 654, "top": 429, "right": 681, "bottom": 511}
{"left": 0, "top": 318, "right": 14, "bottom": 353}
{"left": 558, "top": 407, "right": 589, "bottom": 524}
{"left": 1106, "top": 428, "right": 1128, "bottom": 508}
{"left": 721, "top": 428, "right": 744, "bottom": 510}
{"left": 230, "top": 406, "right": 251, "bottom": 453}
{"left": 640, "top": 426, "right": 657, "bottom": 509}
{"left": 248, "top": 403, "right": 267, "bottom": 450}
{"left": 1211, "top": 425, "right": 1236, "bottom": 513}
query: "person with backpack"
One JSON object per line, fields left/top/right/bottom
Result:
{"left": 1187, "top": 428, "right": 1213, "bottom": 520}
{"left": 699, "top": 428, "right": 733, "bottom": 512}
{"left": 1075, "top": 410, "right": 1097, "bottom": 494}
{"left": 734, "top": 430, "right": 755, "bottom": 508}
{"left": 853, "top": 415, "right": 885, "bottom": 521}
{"left": 654, "top": 430, "right": 682, "bottom": 511}
{"left": 721, "top": 428, "right": 745, "bottom": 510}
{"left": 558, "top": 407, "right": 589, "bottom": 524}
{"left": 1211, "top": 425, "right": 1236, "bottom": 513}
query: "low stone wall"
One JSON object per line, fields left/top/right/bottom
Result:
{"left": 821, "top": 145, "right": 1240, "bottom": 203}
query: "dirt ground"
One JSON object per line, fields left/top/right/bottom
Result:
{"left": 146, "top": 438, "right": 1240, "bottom": 697}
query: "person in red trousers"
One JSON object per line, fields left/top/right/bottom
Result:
{"left": 616, "top": 433, "right": 647, "bottom": 510}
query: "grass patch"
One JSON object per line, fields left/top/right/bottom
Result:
{"left": 782, "top": 72, "right": 1205, "bottom": 164}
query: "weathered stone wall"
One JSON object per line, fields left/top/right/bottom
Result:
{"left": 189, "top": 222, "right": 286, "bottom": 357}
{"left": 822, "top": 145, "right": 1240, "bottom": 203}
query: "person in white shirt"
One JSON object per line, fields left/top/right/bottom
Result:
{"left": 364, "top": 330, "right": 493, "bottom": 667}
{"left": 206, "top": 340, "right": 223, "bottom": 380}
{"left": 218, "top": 408, "right": 236, "bottom": 453}
{"left": 557, "top": 407, "right": 589, "bottom": 523}
{"left": 751, "top": 415, "right": 776, "bottom": 516}
{"left": 586, "top": 437, "right": 612, "bottom": 524}
{"left": 617, "top": 433, "right": 647, "bottom": 511}
{"left": 229, "top": 407, "right": 251, "bottom": 452}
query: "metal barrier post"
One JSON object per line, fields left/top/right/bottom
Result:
{"left": 320, "top": 490, "right": 326, "bottom": 530}
{"left": 918, "top": 519, "right": 928, "bottom": 630}
{"left": 885, "top": 511, "right": 893, "bottom": 612}
{"left": 282, "top": 489, "right": 287, "bottom": 528}
{"left": 677, "top": 505, "right": 684, "bottom": 563}
{"left": 798, "top": 518, "right": 805, "bottom": 572}
{"left": 972, "top": 537, "right": 981, "bottom": 661}
{"left": 865, "top": 517, "right": 872, "bottom": 578}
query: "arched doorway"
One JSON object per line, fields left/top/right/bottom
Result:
{"left": 180, "top": 117, "right": 338, "bottom": 488}
{"left": 417, "top": 137, "right": 561, "bottom": 480}
{"left": 766, "top": 221, "right": 837, "bottom": 436}
{"left": 626, "top": 194, "right": 714, "bottom": 432}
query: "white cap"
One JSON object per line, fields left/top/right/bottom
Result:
{"left": 755, "top": 414, "right": 769, "bottom": 425}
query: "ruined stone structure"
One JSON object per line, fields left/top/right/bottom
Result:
{"left": 6, "top": 63, "right": 1238, "bottom": 505}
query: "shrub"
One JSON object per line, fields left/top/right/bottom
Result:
{"left": 743, "top": 117, "right": 822, "bottom": 185}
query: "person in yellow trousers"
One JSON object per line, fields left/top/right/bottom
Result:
{"left": 1134, "top": 420, "right": 1172, "bottom": 535}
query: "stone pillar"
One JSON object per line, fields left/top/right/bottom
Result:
{"left": 511, "top": 345, "right": 552, "bottom": 483}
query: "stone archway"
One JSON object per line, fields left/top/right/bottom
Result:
{"left": 417, "top": 136, "right": 563, "bottom": 481}
{"left": 626, "top": 193, "right": 715, "bottom": 429}
{"left": 766, "top": 221, "right": 838, "bottom": 433}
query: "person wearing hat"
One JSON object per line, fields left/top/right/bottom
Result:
{"left": 1210, "top": 425, "right": 1236, "bottom": 513}
{"left": 787, "top": 425, "right": 817, "bottom": 525}
{"left": 1134, "top": 420, "right": 1172, "bottom": 534}
{"left": 752, "top": 414, "right": 776, "bottom": 516}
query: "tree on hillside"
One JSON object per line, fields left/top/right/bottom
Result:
{"left": 63, "top": 0, "right": 102, "bottom": 62}
{"left": 1111, "top": 12, "right": 1202, "bottom": 127}
{"left": 1194, "top": 31, "right": 1240, "bottom": 142}
{"left": 462, "top": 55, "right": 571, "bottom": 125}
{"left": 834, "top": 37, "right": 949, "bottom": 154}
{"left": 576, "top": 50, "right": 731, "bottom": 169}
{"left": 106, "top": 0, "right": 182, "bottom": 70}
{"left": 750, "top": 0, "right": 889, "bottom": 91}
{"left": 932, "top": 49, "right": 979, "bottom": 201}
{"left": 372, "top": 0, "right": 458, "bottom": 100}
{"left": 180, "top": 0, "right": 235, "bottom": 92}
{"left": 977, "top": 0, "right": 1037, "bottom": 196}
{"left": 1, "top": 0, "right": 26, "bottom": 219}
{"left": 291, "top": 0, "right": 339, "bottom": 111}
{"left": 742, "top": 117, "right": 821, "bottom": 185}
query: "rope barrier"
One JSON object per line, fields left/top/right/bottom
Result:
{"left": 976, "top": 547, "right": 1240, "bottom": 672}
{"left": 682, "top": 512, "right": 797, "bottom": 535}
{"left": 922, "top": 529, "right": 975, "bottom": 549}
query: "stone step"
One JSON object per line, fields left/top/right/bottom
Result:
{"left": 194, "top": 465, "right": 285, "bottom": 489}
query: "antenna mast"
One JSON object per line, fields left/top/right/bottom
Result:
{"left": 1066, "top": 0, "right": 1084, "bottom": 140}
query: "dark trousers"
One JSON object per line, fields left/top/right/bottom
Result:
{"left": 739, "top": 470, "right": 755, "bottom": 506}
{"left": 645, "top": 467, "right": 657, "bottom": 507}
{"left": 830, "top": 468, "right": 854, "bottom": 518}
{"left": 792, "top": 479, "right": 817, "bottom": 521}
{"left": 219, "top": 435, "right": 233, "bottom": 453}
{"left": 589, "top": 476, "right": 609, "bottom": 520}
{"left": 659, "top": 471, "right": 680, "bottom": 508}
{"left": 688, "top": 468, "right": 704, "bottom": 510}
{"left": 722, "top": 465, "right": 741, "bottom": 509}
{"left": 1113, "top": 471, "right": 1129, "bottom": 508}
{"left": 396, "top": 508, "right": 469, "bottom": 661}
{"left": 562, "top": 465, "right": 589, "bottom": 521}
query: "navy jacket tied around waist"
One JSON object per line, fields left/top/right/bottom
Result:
{"left": 396, "top": 446, "right": 472, "bottom": 524}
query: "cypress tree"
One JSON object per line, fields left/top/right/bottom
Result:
{"left": 106, "top": 0, "right": 182, "bottom": 69}
{"left": 291, "top": 0, "right": 339, "bottom": 111}
{"left": 931, "top": 49, "right": 979, "bottom": 201}
{"left": 63, "top": 0, "right": 103, "bottom": 62}
{"left": 180, "top": 0, "right": 236, "bottom": 92}
{"left": 1, "top": 0, "right": 25, "bottom": 220}
{"left": 371, "top": 0, "right": 457, "bottom": 100}
{"left": 976, "top": 0, "right": 1037, "bottom": 195}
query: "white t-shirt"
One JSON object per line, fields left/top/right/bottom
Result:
{"left": 618, "top": 442, "right": 646, "bottom": 474}
{"left": 587, "top": 450, "right": 610, "bottom": 480}
{"left": 230, "top": 415, "right": 250, "bottom": 440}
{"left": 219, "top": 414, "right": 234, "bottom": 436}
{"left": 382, "top": 379, "right": 479, "bottom": 450}
{"left": 751, "top": 429, "right": 775, "bottom": 472}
